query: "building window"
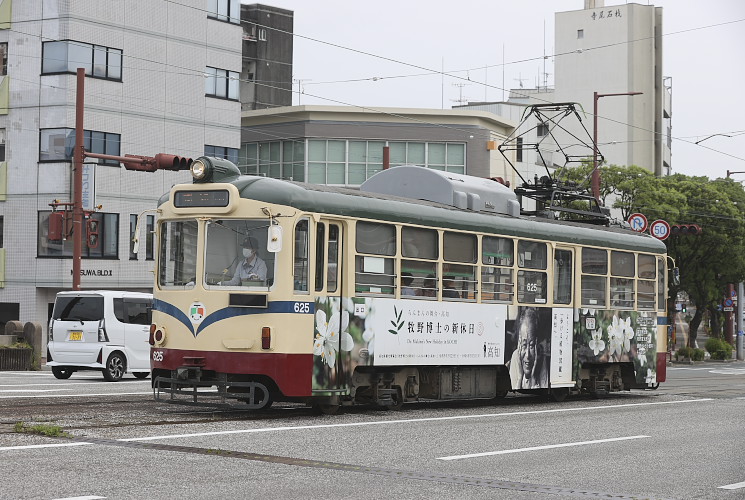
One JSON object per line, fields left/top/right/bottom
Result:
{"left": 207, "top": 0, "right": 239, "bottom": 24}
{"left": 537, "top": 122, "right": 549, "bottom": 137}
{"left": 258, "top": 28, "right": 267, "bottom": 41}
{"left": 204, "top": 145, "right": 239, "bottom": 164}
{"left": 0, "top": 129, "right": 5, "bottom": 162}
{"left": 38, "top": 211, "right": 119, "bottom": 258}
{"left": 0, "top": 43, "right": 6, "bottom": 76}
{"left": 205, "top": 67, "right": 239, "bottom": 100}
{"left": 129, "top": 214, "right": 137, "bottom": 260}
{"left": 42, "top": 40, "right": 122, "bottom": 80}
{"left": 516, "top": 137, "right": 523, "bottom": 162}
{"left": 39, "top": 128, "right": 120, "bottom": 165}
{"left": 577, "top": 29, "right": 584, "bottom": 39}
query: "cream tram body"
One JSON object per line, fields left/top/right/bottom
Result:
{"left": 149, "top": 157, "right": 669, "bottom": 410}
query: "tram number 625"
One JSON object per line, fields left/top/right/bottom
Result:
{"left": 152, "top": 350, "right": 164, "bottom": 362}
{"left": 293, "top": 302, "right": 311, "bottom": 314}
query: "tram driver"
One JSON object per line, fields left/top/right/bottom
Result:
{"left": 220, "top": 236, "right": 267, "bottom": 285}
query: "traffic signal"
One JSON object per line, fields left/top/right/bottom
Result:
{"left": 121, "top": 153, "right": 192, "bottom": 172}
{"left": 86, "top": 218, "right": 99, "bottom": 249}
{"left": 670, "top": 224, "right": 702, "bottom": 236}
{"left": 682, "top": 304, "right": 687, "bottom": 313}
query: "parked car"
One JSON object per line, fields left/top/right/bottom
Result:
{"left": 47, "top": 290, "right": 153, "bottom": 381}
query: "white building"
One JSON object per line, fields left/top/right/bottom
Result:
{"left": 462, "top": 1, "right": 672, "bottom": 179}
{"left": 0, "top": 1, "right": 241, "bottom": 335}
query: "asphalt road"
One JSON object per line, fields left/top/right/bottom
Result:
{"left": 1, "top": 364, "right": 744, "bottom": 500}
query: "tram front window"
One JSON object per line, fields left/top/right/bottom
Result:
{"left": 204, "top": 219, "right": 275, "bottom": 289}
{"left": 159, "top": 220, "right": 199, "bottom": 288}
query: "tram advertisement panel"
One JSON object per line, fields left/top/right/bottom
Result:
{"left": 351, "top": 298, "right": 507, "bottom": 367}
{"left": 574, "top": 309, "right": 657, "bottom": 385}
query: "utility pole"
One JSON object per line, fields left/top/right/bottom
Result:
{"left": 72, "top": 68, "right": 85, "bottom": 290}
{"left": 592, "top": 91, "right": 642, "bottom": 201}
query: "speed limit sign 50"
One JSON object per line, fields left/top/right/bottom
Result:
{"left": 649, "top": 220, "right": 671, "bottom": 240}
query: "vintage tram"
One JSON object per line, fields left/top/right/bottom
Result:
{"left": 148, "top": 157, "right": 668, "bottom": 412}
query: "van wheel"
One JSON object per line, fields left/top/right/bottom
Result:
{"left": 103, "top": 353, "right": 126, "bottom": 382}
{"left": 133, "top": 372, "right": 149, "bottom": 380}
{"left": 52, "top": 367, "right": 73, "bottom": 380}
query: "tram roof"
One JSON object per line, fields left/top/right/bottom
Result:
{"left": 166, "top": 176, "right": 666, "bottom": 254}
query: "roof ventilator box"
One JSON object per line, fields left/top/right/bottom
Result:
{"left": 360, "top": 165, "right": 520, "bottom": 217}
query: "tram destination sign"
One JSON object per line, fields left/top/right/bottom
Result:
{"left": 174, "top": 189, "right": 230, "bottom": 208}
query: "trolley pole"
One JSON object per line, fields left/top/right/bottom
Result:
{"left": 72, "top": 68, "right": 85, "bottom": 291}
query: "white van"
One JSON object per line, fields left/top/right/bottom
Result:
{"left": 47, "top": 290, "right": 153, "bottom": 381}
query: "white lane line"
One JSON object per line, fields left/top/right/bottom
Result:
{"left": 124, "top": 398, "right": 711, "bottom": 442}
{"left": 52, "top": 496, "right": 106, "bottom": 500}
{"left": 719, "top": 480, "right": 745, "bottom": 490}
{"left": 0, "top": 398, "right": 713, "bottom": 452}
{"left": 0, "top": 392, "right": 152, "bottom": 399}
{"left": 0, "top": 442, "right": 91, "bottom": 451}
{"left": 0, "top": 381, "right": 146, "bottom": 388}
{"left": 437, "top": 435, "right": 650, "bottom": 461}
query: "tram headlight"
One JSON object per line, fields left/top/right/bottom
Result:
{"left": 191, "top": 159, "right": 208, "bottom": 181}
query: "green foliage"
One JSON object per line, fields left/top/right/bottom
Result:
{"left": 0, "top": 341, "right": 32, "bottom": 349}
{"left": 676, "top": 346, "right": 692, "bottom": 359}
{"left": 14, "top": 422, "right": 70, "bottom": 438}
{"left": 691, "top": 348, "right": 706, "bottom": 361}
{"left": 705, "top": 338, "right": 733, "bottom": 360}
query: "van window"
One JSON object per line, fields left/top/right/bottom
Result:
{"left": 113, "top": 298, "right": 153, "bottom": 325}
{"left": 52, "top": 296, "right": 104, "bottom": 321}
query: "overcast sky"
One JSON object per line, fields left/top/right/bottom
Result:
{"left": 253, "top": 0, "right": 745, "bottom": 180}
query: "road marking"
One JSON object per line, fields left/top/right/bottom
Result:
{"left": 437, "top": 435, "right": 650, "bottom": 461}
{"left": 1, "top": 442, "right": 91, "bottom": 451}
{"left": 52, "top": 496, "right": 106, "bottom": 500}
{"left": 719, "top": 480, "right": 745, "bottom": 490}
{"left": 708, "top": 368, "right": 745, "bottom": 375}
{"left": 0, "top": 398, "right": 713, "bottom": 452}
{"left": 0, "top": 392, "right": 152, "bottom": 399}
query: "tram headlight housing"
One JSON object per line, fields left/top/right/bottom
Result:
{"left": 191, "top": 159, "right": 208, "bottom": 181}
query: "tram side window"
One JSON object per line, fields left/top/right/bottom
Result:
{"left": 327, "top": 225, "right": 340, "bottom": 293}
{"left": 637, "top": 254, "right": 656, "bottom": 310}
{"left": 610, "top": 250, "right": 635, "bottom": 309}
{"left": 482, "top": 236, "right": 514, "bottom": 303}
{"left": 294, "top": 219, "right": 309, "bottom": 293}
{"left": 516, "top": 240, "right": 547, "bottom": 304}
{"left": 553, "top": 249, "right": 573, "bottom": 305}
{"left": 443, "top": 231, "right": 477, "bottom": 301}
{"left": 158, "top": 219, "right": 198, "bottom": 288}
{"left": 581, "top": 248, "right": 607, "bottom": 307}
{"left": 401, "top": 226, "right": 438, "bottom": 299}
{"left": 355, "top": 221, "right": 396, "bottom": 296}
{"left": 657, "top": 257, "right": 666, "bottom": 312}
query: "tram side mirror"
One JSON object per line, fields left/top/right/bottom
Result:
{"left": 267, "top": 225, "right": 282, "bottom": 253}
{"left": 672, "top": 267, "right": 680, "bottom": 286}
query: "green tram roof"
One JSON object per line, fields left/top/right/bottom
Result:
{"left": 163, "top": 175, "right": 666, "bottom": 254}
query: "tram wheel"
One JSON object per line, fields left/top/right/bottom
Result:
{"left": 549, "top": 387, "right": 570, "bottom": 402}
{"left": 313, "top": 403, "right": 341, "bottom": 415}
{"left": 52, "top": 367, "right": 73, "bottom": 380}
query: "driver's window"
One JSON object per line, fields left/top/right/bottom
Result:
{"left": 204, "top": 220, "right": 274, "bottom": 289}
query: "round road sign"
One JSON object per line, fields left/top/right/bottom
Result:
{"left": 627, "top": 213, "right": 648, "bottom": 232}
{"left": 650, "top": 219, "right": 671, "bottom": 240}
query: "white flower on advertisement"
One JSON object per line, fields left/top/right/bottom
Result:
{"left": 645, "top": 368, "right": 656, "bottom": 384}
{"left": 638, "top": 353, "right": 647, "bottom": 367}
{"left": 313, "top": 309, "right": 353, "bottom": 369}
{"left": 607, "top": 316, "right": 624, "bottom": 358}
{"left": 363, "top": 327, "right": 375, "bottom": 355}
{"left": 588, "top": 329, "right": 605, "bottom": 356}
{"left": 620, "top": 316, "right": 635, "bottom": 352}
{"left": 581, "top": 308, "right": 596, "bottom": 316}
{"left": 343, "top": 297, "right": 355, "bottom": 314}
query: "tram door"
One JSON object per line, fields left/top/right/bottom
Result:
{"left": 312, "top": 219, "right": 347, "bottom": 392}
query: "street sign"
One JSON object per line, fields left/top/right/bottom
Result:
{"left": 649, "top": 219, "right": 671, "bottom": 240}
{"left": 724, "top": 307, "right": 734, "bottom": 312}
{"left": 628, "top": 213, "right": 648, "bottom": 232}
{"left": 725, "top": 298, "right": 733, "bottom": 307}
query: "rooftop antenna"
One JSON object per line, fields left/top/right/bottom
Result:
{"left": 514, "top": 74, "right": 528, "bottom": 89}
{"left": 451, "top": 82, "right": 469, "bottom": 105}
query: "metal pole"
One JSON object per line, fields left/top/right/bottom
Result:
{"left": 738, "top": 282, "right": 744, "bottom": 360}
{"left": 592, "top": 92, "right": 599, "bottom": 201}
{"left": 73, "top": 68, "right": 85, "bottom": 290}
